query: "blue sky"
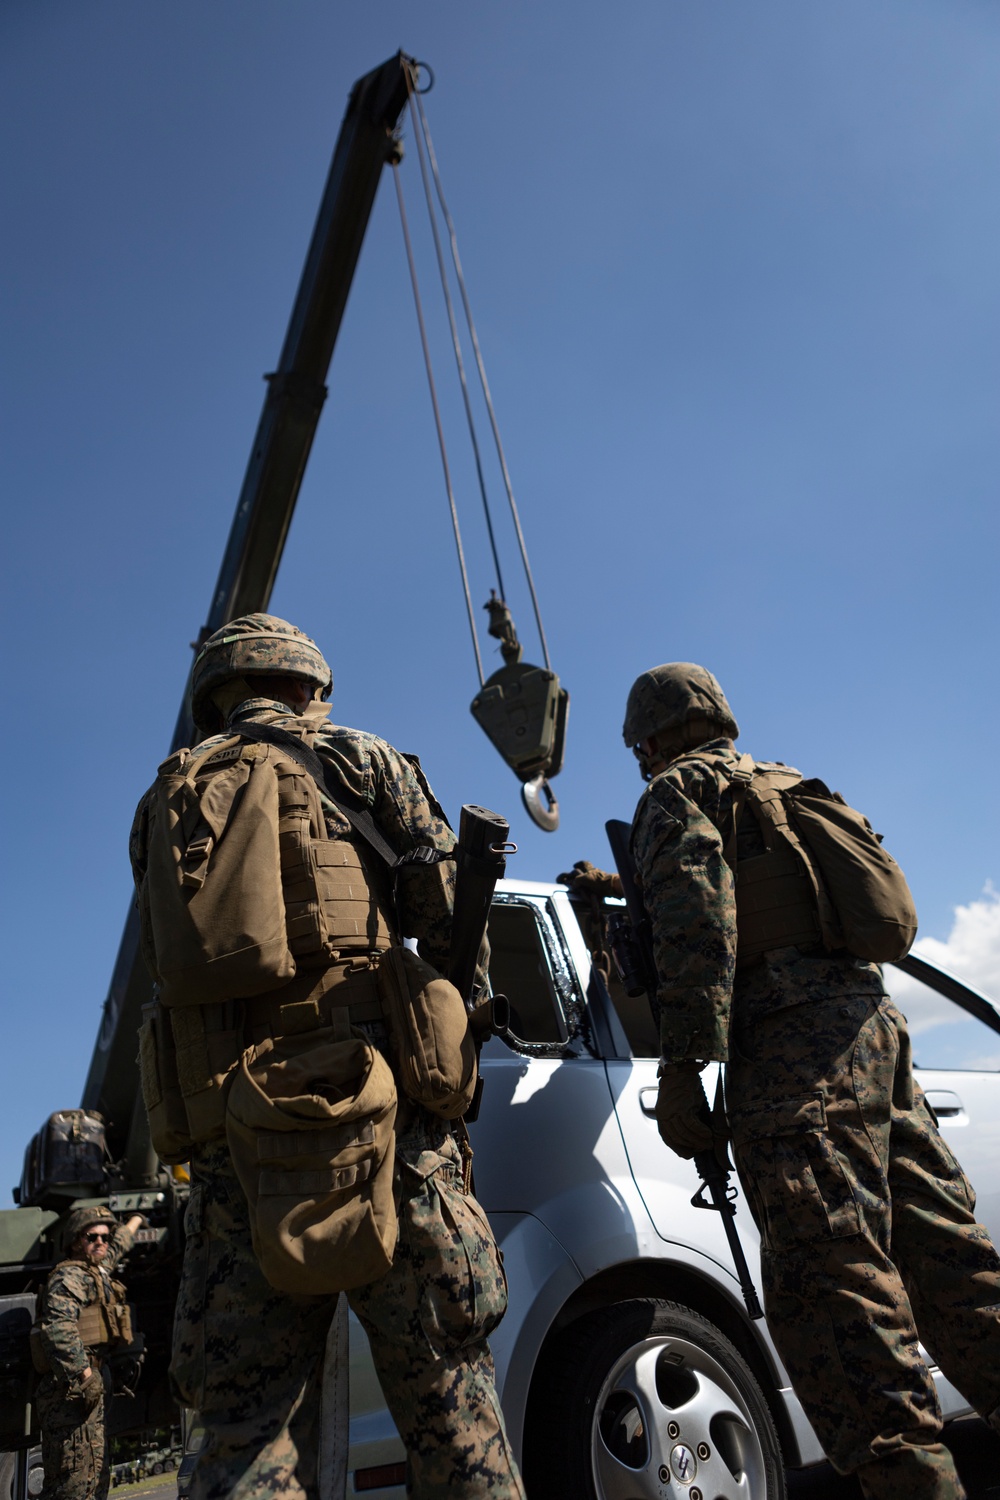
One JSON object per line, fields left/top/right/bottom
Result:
{"left": 2, "top": 1, "right": 998, "bottom": 1202}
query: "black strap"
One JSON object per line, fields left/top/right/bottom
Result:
{"left": 232, "top": 719, "right": 447, "bottom": 875}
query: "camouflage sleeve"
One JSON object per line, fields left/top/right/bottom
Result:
{"left": 631, "top": 768, "right": 736, "bottom": 1064}
{"left": 38, "top": 1266, "right": 92, "bottom": 1382}
{"left": 105, "top": 1224, "right": 135, "bottom": 1272}
{"left": 369, "top": 743, "right": 490, "bottom": 991}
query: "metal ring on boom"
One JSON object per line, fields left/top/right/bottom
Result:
{"left": 521, "top": 775, "right": 559, "bottom": 833}
{"left": 410, "top": 61, "right": 435, "bottom": 93}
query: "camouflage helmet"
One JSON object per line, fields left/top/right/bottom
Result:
{"left": 191, "top": 613, "right": 332, "bottom": 732}
{"left": 61, "top": 1205, "right": 116, "bottom": 1252}
{"left": 622, "top": 663, "right": 738, "bottom": 750}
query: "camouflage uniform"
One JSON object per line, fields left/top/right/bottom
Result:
{"left": 134, "top": 628, "right": 524, "bottom": 1500}
{"left": 631, "top": 731, "right": 1000, "bottom": 1500}
{"left": 34, "top": 1224, "right": 135, "bottom": 1500}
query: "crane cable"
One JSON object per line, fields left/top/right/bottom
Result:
{"left": 393, "top": 61, "right": 566, "bottom": 833}
{"left": 398, "top": 60, "right": 553, "bottom": 675}
{"left": 403, "top": 65, "right": 508, "bottom": 612}
{"left": 407, "top": 74, "right": 552, "bottom": 674}
{"left": 391, "top": 156, "right": 485, "bottom": 685}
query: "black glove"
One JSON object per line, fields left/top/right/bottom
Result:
{"left": 556, "top": 860, "right": 623, "bottom": 899}
{"left": 654, "top": 1062, "right": 716, "bottom": 1159}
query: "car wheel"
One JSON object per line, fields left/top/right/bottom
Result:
{"left": 523, "top": 1298, "right": 785, "bottom": 1500}
{"left": 153, "top": 1463, "right": 164, "bottom": 1475}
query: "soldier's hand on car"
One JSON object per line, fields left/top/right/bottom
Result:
{"left": 654, "top": 1062, "right": 716, "bottom": 1158}
{"left": 556, "top": 860, "right": 623, "bottom": 898}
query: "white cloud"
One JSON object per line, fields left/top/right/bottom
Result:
{"left": 912, "top": 883, "right": 1000, "bottom": 997}
{"left": 890, "top": 884, "right": 1000, "bottom": 1043}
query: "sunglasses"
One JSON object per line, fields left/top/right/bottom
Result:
{"left": 84, "top": 1232, "right": 111, "bottom": 1244}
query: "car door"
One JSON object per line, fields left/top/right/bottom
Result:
{"left": 888, "top": 954, "right": 1000, "bottom": 1247}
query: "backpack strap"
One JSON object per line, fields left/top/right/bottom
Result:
{"left": 232, "top": 721, "right": 448, "bottom": 876}
{"left": 723, "top": 752, "right": 755, "bottom": 870}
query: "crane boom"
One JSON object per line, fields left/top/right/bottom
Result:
{"left": 81, "top": 52, "right": 412, "bottom": 1163}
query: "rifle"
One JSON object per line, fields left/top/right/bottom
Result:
{"left": 449, "top": 805, "right": 514, "bottom": 1122}
{"left": 605, "top": 819, "right": 764, "bottom": 1321}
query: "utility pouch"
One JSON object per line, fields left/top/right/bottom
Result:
{"left": 376, "top": 948, "right": 477, "bottom": 1120}
{"left": 138, "top": 1001, "right": 193, "bottom": 1165}
{"left": 139, "top": 1000, "right": 242, "bottom": 1157}
{"left": 137, "top": 738, "right": 297, "bottom": 1006}
{"left": 226, "top": 1030, "right": 397, "bottom": 1295}
{"left": 170, "top": 1006, "right": 243, "bottom": 1145}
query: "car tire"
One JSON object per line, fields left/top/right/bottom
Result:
{"left": 522, "top": 1298, "right": 786, "bottom": 1500}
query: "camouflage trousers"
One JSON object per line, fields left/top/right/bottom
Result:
{"left": 35, "top": 1369, "right": 109, "bottom": 1500}
{"left": 728, "top": 987, "right": 1000, "bottom": 1500}
{"left": 172, "top": 1112, "right": 525, "bottom": 1500}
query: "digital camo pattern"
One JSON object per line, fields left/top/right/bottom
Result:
{"left": 35, "top": 1372, "right": 110, "bottom": 1500}
{"left": 174, "top": 1120, "right": 524, "bottom": 1500}
{"left": 729, "top": 990, "right": 1000, "bottom": 1496}
{"left": 630, "top": 738, "right": 885, "bottom": 1062}
{"left": 191, "top": 614, "right": 332, "bottom": 730}
{"left": 621, "top": 662, "right": 738, "bottom": 748}
{"left": 635, "top": 734, "right": 1000, "bottom": 1495}
{"left": 36, "top": 1227, "right": 134, "bottom": 1381}
{"left": 350, "top": 1113, "right": 523, "bottom": 1499}
{"left": 35, "top": 1227, "right": 133, "bottom": 1500}
{"left": 630, "top": 737, "right": 739, "bottom": 1062}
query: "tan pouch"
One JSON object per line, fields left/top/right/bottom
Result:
{"left": 140, "top": 739, "right": 296, "bottom": 1006}
{"left": 226, "top": 1030, "right": 397, "bottom": 1294}
{"left": 138, "top": 1002, "right": 193, "bottom": 1164}
{"left": 376, "top": 948, "right": 477, "bottom": 1120}
{"left": 171, "top": 1007, "right": 243, "bottom": 1144}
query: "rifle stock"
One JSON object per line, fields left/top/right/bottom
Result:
{"left": 605, "top": 819, "right": 764, "bottom": 1321}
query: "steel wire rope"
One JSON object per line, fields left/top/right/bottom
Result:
{"left": 404, "top": 63, "right": 508, "bottom": 608}
{"left": 410, "top": 80, "right": 553, "bottom": 671}
{"left": 392, "top": 159, "right": 484, "bottom": 685}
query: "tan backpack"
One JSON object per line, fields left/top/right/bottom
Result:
{"left": 134, "top": 736, "right": 296, "bottom": 1007}
{"left": 723, "top": 752, "right": 918, "bottom": 964}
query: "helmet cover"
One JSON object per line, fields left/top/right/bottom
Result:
{"left": 61, "top": 1205, "right": 117, "bottom": 1252}
{"left": 622, "top": 662, "right": 738, "bottom": 748}
{"left": 191, "top": 613, "right": 332, "bottom": 731}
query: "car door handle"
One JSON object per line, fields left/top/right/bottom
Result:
{"left": 639, "top": 1087, "right": 658, "bottom": 1118}
{"left": 924, "top": 1089, "right": 966, "bottom": 1122}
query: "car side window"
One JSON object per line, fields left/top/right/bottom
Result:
{"left": 487, "top": 899, "right": 570, "bottom": 1047}
{"left": 888, "top": 966, "right": 1000, "bottom": 1071}
{"left": 563, "top": 895, "right": 658, "bottom": 1057}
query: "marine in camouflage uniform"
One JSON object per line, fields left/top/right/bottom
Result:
{"left": 34, "top": 1207, "right": 142, "bottom": 1500}
{"left": 612, "top": 664, "right": 1000, "bottom": 1500}
{"left": 131, "top": 615, "right": 524, "bottom": 1500}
